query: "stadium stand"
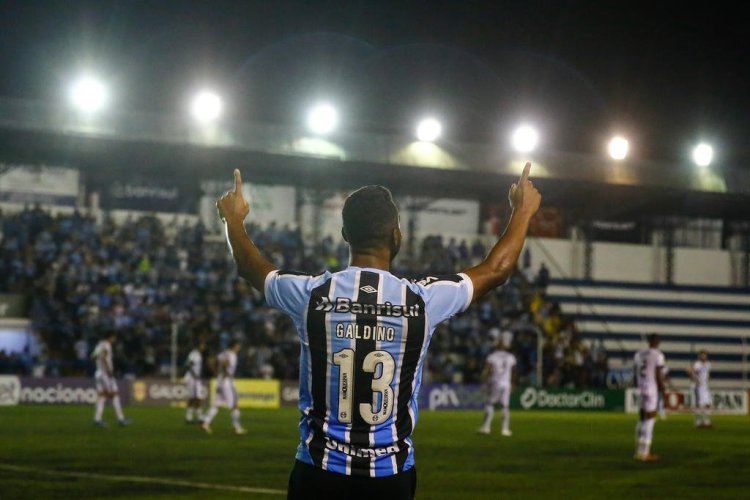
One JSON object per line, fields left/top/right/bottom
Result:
{"left": 0, "top": 206, "right": 605, "bottom": 388}
{"left": 548, "top": 279, "right": 750, "bottom": 389}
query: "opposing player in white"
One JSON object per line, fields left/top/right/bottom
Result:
{"left": 688, "top": 350, "right": 712, "bottom": 428}
{"left": 201, "top": 340, "right": 247, "bottom": 435}
{"left": 184, "top": 339, "right": 207, "bottom": 424}
{"left": 633, "top": 334, "right": 665, "bottom": 461}
{"left": 92, "top": 332, "right": 130, "bottom": 427}
{"left": 478, "top": 339, "right": 516, "bottom": 436}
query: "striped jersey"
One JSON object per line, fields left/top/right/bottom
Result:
{"left": 264, "top": 266, "right": 474, "bottom": 477}
{"left": 217, "top": 350, "right": 237, "bottom": 382}
{"left": 185, "top": 349, "right": 202, "bottom": 380}
{"left": 691, "top": 360, "right": 711, "bottom": 389}
{"left": 486, "top": 350, "right": 516, "bottom": 387}
{"left": 634, "top": 347, "right": 665, "bottom": 396}
{"left": 93, "top": 340, "right": 113, "bottom": 377}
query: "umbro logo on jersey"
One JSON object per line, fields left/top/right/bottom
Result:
{"left": 359, "top": 285, "right": 377, "bottom": 294}
{"left": 314, "top": 296, "right": 421, "bottom": 317}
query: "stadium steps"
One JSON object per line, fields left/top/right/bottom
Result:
{"left": 547, "top": 279, "right": 750, "bottom": 390}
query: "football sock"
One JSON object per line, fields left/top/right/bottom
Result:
{"left": 203, "top": 406, "right": 218, "bottom": 424}
{"left": 186, "top": 408, "right": 194, "bottom": 421}
{"left": 112, "top": 395, "right": 125, "bottom": 420}
{"left": 482, "top": 404, "right": 494, "bottom": 430}
{"left": 95, "top": 397, "right": 105, "bottom": 421}
{"left": 639, "top": 418, "right": 655, "bottom": 456}
{"left": 231, "top": 409, "right": 241, "bottom": 429}
{"left": 501, "top": 407, "right": 510, "bottom": 432}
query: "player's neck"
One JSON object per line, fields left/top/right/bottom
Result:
{"left": 349, "top": 249, "right": 391, "bottom": 272}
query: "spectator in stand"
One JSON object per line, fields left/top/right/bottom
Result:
{"left": 536, "top": 262, "right": 550, "bottom": 290}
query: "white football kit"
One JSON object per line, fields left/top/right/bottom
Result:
{"left": 485, "top": 350, "right": 516, "bottom": 407}
{"left": 213, "top": 350, "right": 238, "bottom": 408}
{"left": 692, "top": 360, "right": 712, "bottom": 407}
{"left": 634, "top": 347, "right": 665, "bottom": 413}
{"left": 93, "top": 340, "right": 118, "bottom": 393}
{"left": 184, "top": 349, "right": 205, "bottom": 399}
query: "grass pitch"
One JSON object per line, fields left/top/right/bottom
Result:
{"left": 1, "top": 406, "right": 748, "bottom": 499}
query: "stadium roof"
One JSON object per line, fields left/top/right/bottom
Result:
{"left": 1, "top": 97, "right": 749, "bottom": 222}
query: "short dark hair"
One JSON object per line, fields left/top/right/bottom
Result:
{"left": 342, "top": 185, "right": 399, "bottom": 249}
{"left": 647, "top": 333, "right": 660, "bottom": 345}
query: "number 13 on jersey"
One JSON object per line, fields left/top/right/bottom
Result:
{"left": 333, "top": 348, "right": 396, "bottom": 424}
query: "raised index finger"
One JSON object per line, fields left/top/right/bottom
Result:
{"left": 233, "top": 169, "right": 243, "bottom": 195}
{"left": 519, "top": 162, "right": 531, "bottom": 183}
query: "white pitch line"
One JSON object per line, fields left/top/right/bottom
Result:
{"left": 0, "top": 463, "right": 286, "bottom": 496}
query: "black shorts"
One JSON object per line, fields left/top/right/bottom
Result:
{"left": 287, "top": 460, "right": 417, "bottom": 500}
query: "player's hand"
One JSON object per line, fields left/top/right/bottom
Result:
{"left": 509, "top": 162, "right": 542, "bottom": 218}
{"left": 216, "top": 169, "right": 250, "bottom": 224}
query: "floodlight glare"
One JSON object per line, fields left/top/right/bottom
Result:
{"left": 190, "top": 90, "right": 223, "bottom": 123}
{"left": 608, "top": 136, "right": 629, "bottom": 160}
{"left": 416, "top": 118, "right": 442, "bottom": 142}
{"left": 511, "top": 125, "right": 539, "bottom": 153}
{"left": 306, "top": 103, "right": 338, "bottom": 135}
{"left": 69, "top": 76, "right": 108, "bottom": 113}
{"left": 692, "top": 143, "right": 713, "bottom": 167}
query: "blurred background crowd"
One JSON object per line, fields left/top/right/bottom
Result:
{"left": 0, "top": 207, "right": 609, "bottom": 388}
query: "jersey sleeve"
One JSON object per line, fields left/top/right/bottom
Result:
{"left": 411, "top": 273, "right": 474, "bottom": 328}
{"left": 264, "top": 270, "right": 318, "bottom": 321}
{"left": 657, "top": 352, "right": 666, "bottom": 367}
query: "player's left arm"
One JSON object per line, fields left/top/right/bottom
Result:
{"left": 656, "top": 366, "right": 665, "bottom": 396}
{"left": 463, "top": 163, "right": 541, "bottom": 303}
{"left": 217, "top": 169, "right": 277, "bottom": 293}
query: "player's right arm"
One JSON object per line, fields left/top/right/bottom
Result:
{"left": 216, "top": 169, "right": 277, "bottom": 293}
{"left": 687, "top": 363, "right": 697, "bottom": 384}
{"left": 656, "top": 366, "right": 665, "bottom": 395}
{"left": 463, "top": 162, "right": 541, "bottom": 303}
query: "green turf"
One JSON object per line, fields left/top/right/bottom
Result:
{"left": 0, "top": 406, "right": 748, "bottom": 498}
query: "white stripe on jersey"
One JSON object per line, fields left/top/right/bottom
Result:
{"left": 321, "top": 275, "right": 339, "bottom": 471}
{"left": 344, "top": 273, "right": 360, "bottom": 477}
{"left": 389, "top": 283, "right": 408, "bottom": 475}
{"left": 369, "top": 272, "right": 384, "bottom": 478}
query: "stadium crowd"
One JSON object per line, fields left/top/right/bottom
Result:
{"left": 0, "top": 206, "right": 608, "bottom": 387}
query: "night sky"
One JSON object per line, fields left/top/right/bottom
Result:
{"left": 0, "top": 0, "right": 747, "bottom": 165}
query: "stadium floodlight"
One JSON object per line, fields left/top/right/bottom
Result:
{"left": 190, "top": 90, "right": 223, "bottom": 123}
{"left": 608, "top": 136, "right": 629, "bottom": 160}
{"left": 416, "top": 118, "right": 442, "bottom": 142}
{"left": 306, "top": 103, "right": 338, "bottom": 135}
{"left": 69, "top": 76, "right": 108, "bottom": 113}
{"left": 692, "top": 143, "right": 714, "bottom": 167}
{"left": 511, "top": 125, "right": 539, "bottom": 153}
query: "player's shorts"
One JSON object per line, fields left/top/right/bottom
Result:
{"left": 95, "top": 374, "right": 118, "bottom": 394}
{"left": 185, "top": 377, "right": 206, "bottom": 400}
{"left": 486, "top": 384, "right": 511, "bottom": 407}
{"left": 213, "top": 378, "right": 238, "bottom": 408}
{"left": 694, "top": 386, "right": 711, "bottom": 407}
{"left": 640, "top": 392, "right": 658, "bottom": 413}
{"left": 287, "top": 460, "right": 416, "bottom": 500}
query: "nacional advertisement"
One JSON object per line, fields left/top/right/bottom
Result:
{"left": 625, "top": 388, "right": 748, "bottom": 415}
{"left": 17, "top": 377, "right": 132, "bottom": 405}
{"left": 0, "top": 376, "right": 21, "bottom": 406}
{"left": 420, "top": 384, "right": 625, "bottom": 411}
{"left": 0, "top": 164, "right": 79, "bottom": 206}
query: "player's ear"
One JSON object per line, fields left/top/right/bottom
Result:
{"left": 390, "top": 227, "right": 402, "bottom": 261}
{"left": 341, "top": 227, "right": 349, "bottom": 243}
